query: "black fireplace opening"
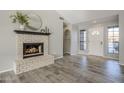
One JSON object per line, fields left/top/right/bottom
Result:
{"left": 23, "top": 43, "right": 44, "bottom": 58}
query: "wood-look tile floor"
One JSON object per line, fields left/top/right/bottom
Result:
{"left": 0, "top": 55, "right": 124, "bottom": 83}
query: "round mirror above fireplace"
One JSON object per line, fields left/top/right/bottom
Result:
{"left": 27, "top": 13, "right": 42, "bottom": 31}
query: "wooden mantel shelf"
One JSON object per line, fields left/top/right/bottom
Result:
{"left": 14, "top": 30, "right": 51, "bottom": 35}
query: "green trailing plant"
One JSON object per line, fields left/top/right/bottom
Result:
{"left": 10, "top": 12, "right": 30, "bottom": 25}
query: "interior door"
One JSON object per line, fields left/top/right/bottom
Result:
{"left": 88, "top": 25, "right": 104, "bottom": 56}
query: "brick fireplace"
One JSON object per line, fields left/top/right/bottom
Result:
{"left": 14, "top": 30, "right": 54, "bottom": 74}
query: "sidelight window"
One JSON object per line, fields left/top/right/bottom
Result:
{"left": 108, "top": 26, "right": 119, "bottom": 54}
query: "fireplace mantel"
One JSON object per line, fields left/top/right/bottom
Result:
{"left": 14, "top": 30, "right": 51, "bottom": 35}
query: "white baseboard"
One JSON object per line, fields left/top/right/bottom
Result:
{"left": 0, "top": 68, "right": 13, "bottom": 74}
{"left": 78, "top": 53, "right": 89, "bottom": 56}
{"left": 102, "top": 56, "right": 119, "bottom": 60}
{"left": 55, "top": 56, "right": 63, "bottom": 60}
{"left": 118, "top": 62, "right": 124, "bottom": 66}
{"left": 71, "top": 54, "right": 77, "bottom": 55}
{"left": 64, "top": 52, "right": 71, "bottom": 54}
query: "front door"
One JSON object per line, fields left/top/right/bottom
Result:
{"left": 88, "top": 25, "right": 104, "bottom": 56}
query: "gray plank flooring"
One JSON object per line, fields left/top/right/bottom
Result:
{"left": 0, "top": 55, "right": 124, "bottom": 83}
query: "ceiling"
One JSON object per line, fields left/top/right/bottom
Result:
{"left": 57, "top": 10, "right": 121, "bottom": 24}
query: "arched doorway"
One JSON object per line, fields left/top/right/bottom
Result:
{"left": 63, "top": 29, "right": 71, "bottom": 55}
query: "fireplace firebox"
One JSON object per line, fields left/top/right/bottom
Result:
{"left": 23, "top": 43, "right": 44, "bottom": 58}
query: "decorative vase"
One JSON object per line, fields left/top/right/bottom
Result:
{"left": 19, "top": 24, "right": 25, "bottom": 30}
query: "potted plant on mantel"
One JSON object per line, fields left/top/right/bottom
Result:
{"left": 10, "top": 12, "right": 30, "bottom": 30}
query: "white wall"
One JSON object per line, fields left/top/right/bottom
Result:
{"left": 71, "top": 25, "right": 78, "bottom": 55}
{"left": 36, "top": 11, "right": 63, "bottom": 58}
{"left": 0, "top": 10, "right": 63, "bottom": 72}
{"left": 119, "top": 12, "right": 124, "bottom": 65}
{"left": 0, "top": 10, "right": 16, "bottom": 71}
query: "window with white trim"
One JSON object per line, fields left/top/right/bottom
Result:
{"left": 80, "top": 30, "right": 87, "bottom": 50}
{"left": 108, "top": 26, "right": 119, "bottom": 54}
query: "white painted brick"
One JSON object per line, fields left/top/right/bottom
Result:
{"left": 14, "top": 34, "right": 54, "bottom": 74}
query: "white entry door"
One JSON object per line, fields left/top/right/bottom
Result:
{"left": 88, "top": 25, "right": 104, "bottom": 56}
